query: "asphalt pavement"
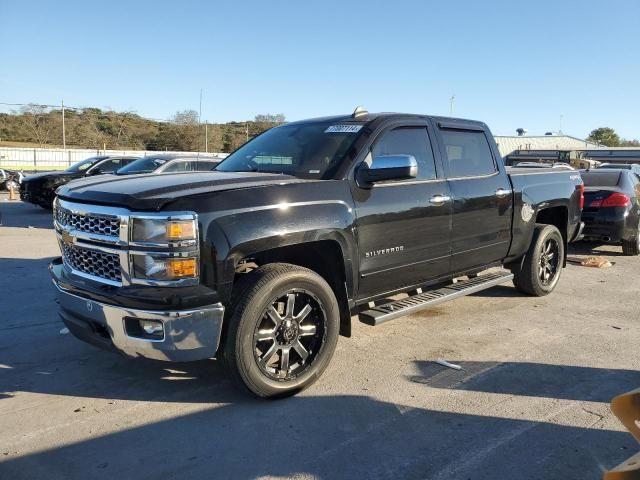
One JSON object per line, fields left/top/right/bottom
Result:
{"left": 1, "top": 193, "right": 638, "bottom": 480}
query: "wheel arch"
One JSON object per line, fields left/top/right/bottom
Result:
{"left": 233, "top": 239, "right": 354, "bottom": 337}
{"left": 535, "top": 205, "right": 568, "bottom": 266}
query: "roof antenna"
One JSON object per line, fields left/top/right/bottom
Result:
{"left": 352, "top": 106, "right": 368, "bottom": 119}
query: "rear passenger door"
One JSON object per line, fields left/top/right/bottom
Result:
{"left": 353, "top": 123, "right": 452, "bottom": 300}
{"left": 435, "top": 124, "right": 512, "bottom": 273}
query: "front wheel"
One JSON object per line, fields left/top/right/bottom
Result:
{"left": 222, "top": 263, "right": 340, "bottom": 398}
{"left": 510, "top": 224, "right": 564, "bottom": 296}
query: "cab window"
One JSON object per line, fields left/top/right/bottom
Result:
{"left": 194, "top": 160, "right": 219, "bottom": 171}
{"left": 91, "top": 158, "right": 121, "bottom": 174}
{"left": 440, "top": 129, "right": 496, "bottom": 178}
{"left": 371, "top": 127, "right": 436, "bottom": 181}
{"left": 162, "top": 160, "right": 193, "bottom": 173}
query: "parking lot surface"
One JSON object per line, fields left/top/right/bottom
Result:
{"left": 1, "top": 193, "right": 638, "bottom": 480}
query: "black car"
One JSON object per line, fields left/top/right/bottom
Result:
{"left": 581, "top": 169, "right": 640, "bottom": 255}
{"left": 115, "top": 154, "right": 221, "bottom": 175}
{"left": 20, "top": 155, "right": 138, "bottom": 209}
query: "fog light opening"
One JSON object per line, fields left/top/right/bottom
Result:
{"left": 124, "top": 317, "right": 165, "bottom": 341}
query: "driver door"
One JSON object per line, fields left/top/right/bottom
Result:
{"left": 352, "top": 124, "right": 452, "bottom": 301}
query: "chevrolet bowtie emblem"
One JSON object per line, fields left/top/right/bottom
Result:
{"left": 61, "top": 230, "right": 74, "bottom": 245}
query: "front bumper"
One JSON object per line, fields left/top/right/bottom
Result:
{"left": 50, "top": 260, "right": 225, "bottom": 362}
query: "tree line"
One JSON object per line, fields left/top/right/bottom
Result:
{"left": 0, "top": 105, "right": 286, "bottom": 152}
{"left": 3, "top": 106, "right": 637, "bottom": 151}
{"left": 587, "top": 127, "right": 639, "bottom": 147}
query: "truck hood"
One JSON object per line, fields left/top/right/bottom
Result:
{"left": 56, "top": 171, "right": 309, "bottom": 210}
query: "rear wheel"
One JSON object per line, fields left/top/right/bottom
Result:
{"left": 222, "top": 263, "right": 339, "bottom": 398}
{"left": 622, "top": 223, "right": 640, "bottom": 256}
{"left": 510, "top": 224, "right": 564, "bottom": 296}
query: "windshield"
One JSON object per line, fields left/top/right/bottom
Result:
{"left": 117, "top": 157, "right": 168, "bottom": 175}
{"left": 216, "top": 121, "right": 364, "bottom": 179}
{"left": 65, "top": 157, "right": 104, "bottom": 173}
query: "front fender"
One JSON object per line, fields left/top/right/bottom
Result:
{"left": 198, "top": 181, "right": 357, "bottom": 303}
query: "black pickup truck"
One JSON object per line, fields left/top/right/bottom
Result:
{"left": 50, "top": 110, "right": 584, "bottom": 398}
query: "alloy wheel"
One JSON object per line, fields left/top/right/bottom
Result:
{"left": 253, "top": 289, "right": 327, "bottom": 381}
{"left": 538, "top": 238, "right": 560, "bottom": 286}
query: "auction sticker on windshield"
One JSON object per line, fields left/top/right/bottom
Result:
{"left": 324, "top": 125, "right": 363, "bottom": 133}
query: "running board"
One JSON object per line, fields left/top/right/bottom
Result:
{"left": 358, "top": 271, "right": 514, "bottom": 326}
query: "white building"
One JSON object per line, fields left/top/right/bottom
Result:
{"left": 495, "top": 135, "right": 601, "bottom": 158}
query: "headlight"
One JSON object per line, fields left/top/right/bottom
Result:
{"left": 131, "top": 254, "right": 198, "bottom": 281}
{"left": 131, "top": 217, "right": 196, "bottom": 244}
{"left": 128, "top": 212, "right": 199, "bottom": 285}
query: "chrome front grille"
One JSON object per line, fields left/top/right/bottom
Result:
{"left": 55, "top": 204, "right": 120, "bottom": 237}
{"left": 54, "top": 198, "right": 198, "bottom": 287}
{"left": 61, "top": 243, "right": 121, "bottom": 283}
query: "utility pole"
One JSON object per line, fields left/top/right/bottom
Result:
{"left": 198, "top": 89, "right": 203, "bottom": 153}
{"left": 205, "top": 121, "right": 208, "bottom": 153}
{"left": 449, "top": 95, "right": 455, "bottom": 115}
{"left": 559, "top": 114, "right": 563, "bottom": 134}
{"left": 61, "top": 99, "right": 66, "bottom": 150}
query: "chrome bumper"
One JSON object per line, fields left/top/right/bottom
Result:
{"left": 52, "top": 278, "right": 225, "bottom": 362}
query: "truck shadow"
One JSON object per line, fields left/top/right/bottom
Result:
{"left": 0, "top": 393, "right": 633, "bottom": 480}
{"left": 470, "top": 284, "right": 523, "bottom": 298}
{"left": 568, "top": 241, "right": 626, "bottom": 257}
{"left": 408, "top": 360, "right": 640, "bottom": 403}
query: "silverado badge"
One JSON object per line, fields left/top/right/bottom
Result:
{"left": 365, "top": 246, "right": 404, "bottom": 258}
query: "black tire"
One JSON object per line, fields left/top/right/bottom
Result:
{"left": 222, "top": 263, "right": 340, "bottom": 398}
{"left": 621, "top": 223, "right": 640, "bottom": 256}
{"left": 510, "top": 224, "right": 564, "bottom": 296}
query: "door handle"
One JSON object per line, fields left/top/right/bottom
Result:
{"left": 429, "top": 194, "right": 451, "bottom": 206}
{"left": 495, "top": 188, "right": 511, "bottom": 198}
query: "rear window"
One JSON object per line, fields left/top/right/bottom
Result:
{"left": 581, "top": 171, "right": 622, "bottom": 187}
{"left": 598, "top": 164, "right": 631, "bottom": 170}
{"left": 440, "top": 130, "right": 496, "bottom": 178}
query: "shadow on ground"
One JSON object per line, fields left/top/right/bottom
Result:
{"left": 569, "top": 241, "right": 626, "bottom": 257}
{"left": 409, "top": 360, "right": 640, "bottom": 403}
{"left": 0, "top": 391, "right": 633, "bottom": 480}
{"left": 0, "top": 355, "right": 636, "bottom": 479}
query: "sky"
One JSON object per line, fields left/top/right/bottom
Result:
{"left": 1, "top": 0, "right": 639, "bottom": 139}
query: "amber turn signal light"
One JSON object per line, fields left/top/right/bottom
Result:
{"left": 165, "top": 258, "right": 197, "bottom": 278}
{"left": 166, "top": 221, "right": 196, "bottom": 240}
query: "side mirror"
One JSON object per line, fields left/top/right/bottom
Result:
{"left": 356, "top": 155, "right": 418, "bottom": 187}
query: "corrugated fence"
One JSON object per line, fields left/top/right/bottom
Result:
{"left": 0, "top": 147, "right": 228, "bottom": 171}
